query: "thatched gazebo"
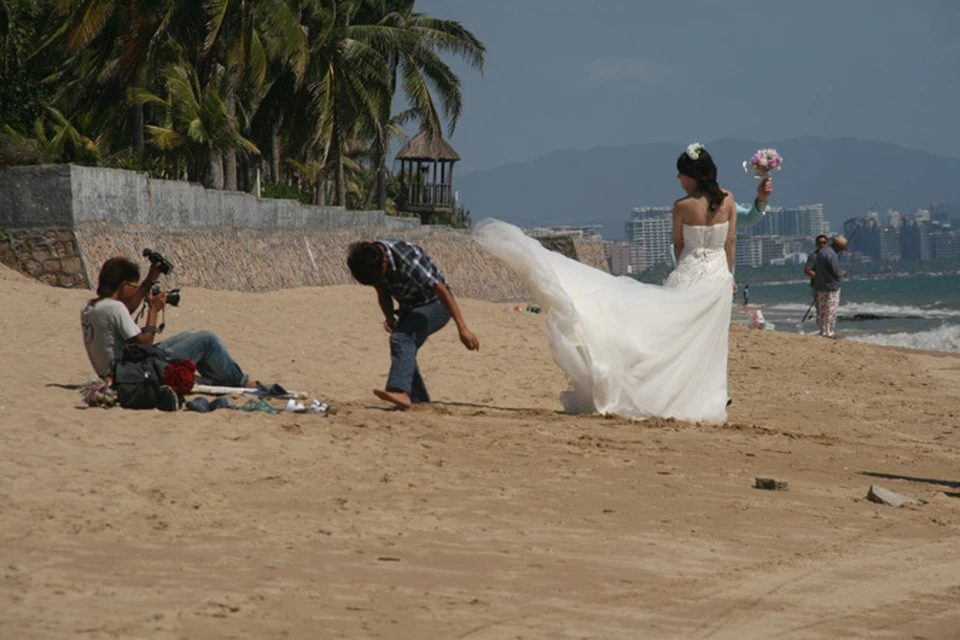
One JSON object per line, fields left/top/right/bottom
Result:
{"left": 394, "top": 130, "right": 461, "bottom": 217}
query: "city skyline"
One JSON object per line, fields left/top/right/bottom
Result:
{"left": 601, "top": 203, "right": 960, "bottom": 276}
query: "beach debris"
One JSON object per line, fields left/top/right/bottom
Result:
{"left": 751, "top": 309, "right": 775, "bottom": 331}
{"left": 285, "top": 398, "right": 330, "bottom": 415}
{"left": 505, "top": 303, "right": 543, "bottom": 313}
{"left": 866, "top": 484, "right": 923, "bottom": 507}
{"left": 191, "top": 383, "right": 308, "bottom": 399}
{"left": 754, "top": 477, "right": 789, "bottom": 491}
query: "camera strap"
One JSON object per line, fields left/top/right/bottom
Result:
{"left": 135, "top": 303, "right": 166, "bottom": 334}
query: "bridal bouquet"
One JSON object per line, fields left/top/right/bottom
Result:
{"left": 80, "top": 378, "right": 118, "bottom": 408}
{"left": 742, "top": 148, "right": 782, "bottom": 179}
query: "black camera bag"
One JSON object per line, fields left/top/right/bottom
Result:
{"left": 111, "top": 344, "right": 175, "bottom": 410}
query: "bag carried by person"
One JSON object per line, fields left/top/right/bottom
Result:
{"left": 110, "top": 344, "right": 178, "bottom": 410}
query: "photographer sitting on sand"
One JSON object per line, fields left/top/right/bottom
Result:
{"left": 81, "top": 255, "right": 257, "bottom": 391}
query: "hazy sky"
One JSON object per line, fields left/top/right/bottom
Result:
{"left": 412, "top": 0, "right": 960, "bottom": 173}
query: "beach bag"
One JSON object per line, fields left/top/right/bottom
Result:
{"left": 111, "top": 344, "right": 175, "bottom": 410}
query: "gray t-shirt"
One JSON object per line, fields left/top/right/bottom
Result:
{"left": 804, "top": 247, "right": 843, "bottom": 292}
{"left": 81, "top": 298, "right": 141, "bottom": 377}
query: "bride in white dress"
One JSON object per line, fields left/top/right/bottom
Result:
{"left": 474, "top": 143, "right": 737, "bottom": 423}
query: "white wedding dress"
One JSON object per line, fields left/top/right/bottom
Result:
{"left": 474, "top": 219, "right": 734, "bottom": 423}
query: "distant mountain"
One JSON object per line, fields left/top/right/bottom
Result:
{"left": 455, "top": 137, "right": 960, "bottom": 239}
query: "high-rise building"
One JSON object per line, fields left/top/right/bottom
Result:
{"left": 878, "top": 226, "right": 900, "bottom": 261}
{"left": 932, "top": 231, "right": 960, "bottom": 261}
{"left": 604, "top": 241, "right": 633, "bottom": 275}
{"left": 625, "top": 207, "right": 673, "bottom": 271}
{"left": 845, "top": 216, "right": 898, "bottom": 260}
{"left": 930, "top": 202, "right": 960, "bottom": 227}
{"left": 735, "top": 237, "right": 763, "bottom": 268}
{"left": 848, "top": 217, "right": 880, "bottom": 258}
{"left": 740, "top": 204, "right": 827, "bottom": 238}
{"left": 630, "top": 244, "right": 646, "bottom": 273}
{"left": 900, "top": 217, "right": 931, "bottom": 261}
{"left": 758, "top": 236, "right": 786, "bottom": 263}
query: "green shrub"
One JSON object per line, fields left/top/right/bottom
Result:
{"left": 262, "top": 182, "right": 311, "bottom": 204}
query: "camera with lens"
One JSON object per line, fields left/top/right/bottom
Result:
{"left": 150, "top": 283, "right": 181, "bottom": 307}
{"left": 142, "top": 248, "right": 173, "bottom": 275}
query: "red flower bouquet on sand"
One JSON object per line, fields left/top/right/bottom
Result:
{"left": 163, "top": 360, "right": 197, "bottom": 397}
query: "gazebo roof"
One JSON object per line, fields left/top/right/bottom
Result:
{"left": 395, "top": 130, "right": 461, "bottom": 162}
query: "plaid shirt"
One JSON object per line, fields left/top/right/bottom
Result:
{"left": 380, "top": 240, "right": 448, "bottom": 310}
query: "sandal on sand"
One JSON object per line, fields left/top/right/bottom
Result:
{"left": 158, "top": 385, "right": 179, "bottom": 412}
{"left": 284, "top": 399, "right": 331, "bottom": 415}
{"left": 307, "top": 399, "right": 329, "bottom": 414}
{"left": 186, "top": 396, "right": 237, "bottom": 413}
{"left": 239, "top": 399, "right": 280, "bottom": 414}
{"left": 284, "top": 399, "right": 306, "bottom": 413}
{"left": 251, "top": 382, "right": 292, "bottom": 398}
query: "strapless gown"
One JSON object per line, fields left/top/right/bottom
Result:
{"left": 473, "top": 219, "right": 734, "bottom": 423}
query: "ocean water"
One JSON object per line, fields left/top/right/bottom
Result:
{"left": 742, "top": 274, "right": 960, "bottom": 353}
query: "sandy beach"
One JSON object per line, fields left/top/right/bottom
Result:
{"left": 2, "top": 263, "right": 959, "bottom": 639}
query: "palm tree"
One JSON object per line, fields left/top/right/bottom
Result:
{"left": 132, "top": 61, "right": 259, "bottom": 187}
{"left": 34, "top": 0, "right": 184, "bottom": 155}
{"left": 14, "top": 0, "right": 485, "bottom": 205}
{"left": 284, "top": 0, "right": 396, "bottom": 207}
{"left": 33, "top": 106, "right": 101, "bottom": 164}
{"left": 0, "top": 0, "right": 9, "bottom": 51}
{"left": 202, "top": 0, "right": 306, "bottom": 190}
{"left": 354, "top": 0, "right": 484, "bottom": 210}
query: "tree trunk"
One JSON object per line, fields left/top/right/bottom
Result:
{"left": 132, "top": 103, "right": 144, "bottom": 154}
{"left": 223, "top": 152, "right": 238, "bottom": 190}
{"left": 270, "top": 123, "right": 281, "bottom": 183}
{"left": 337, "top": 157, "right": 346, "bottom": 208}
{"left": 377, "top": 163, "right": 387, "bottom": 211}
{"left": 223, "top": 89, "right": 238, "bottom": 191}
{"left": 207, "top": 151, "right": 224, "bottom": 190}
{"left": 377, "top": 124, "right": 388, "bottom": 211}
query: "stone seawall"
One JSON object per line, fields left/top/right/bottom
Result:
{"left": 0, "top": 228, "right": 88, "bottom": 288}
{"left": 0, "top": 165, "right": 609, "bottom": 301}
{"left": 70, "top": 224, "right": 608, "bottom": 301}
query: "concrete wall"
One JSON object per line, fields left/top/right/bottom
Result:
{"left": 0, "top": 165, "right": 608, "bottom": 300}
{"left": 0, "top": 165, "right": 423, "bottom": 231}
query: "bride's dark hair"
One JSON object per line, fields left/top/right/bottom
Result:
{"left": 677, "top": 147, "right": 725, "bottom": 213}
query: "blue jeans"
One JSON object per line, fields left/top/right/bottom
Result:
{"left": 157, "top": 330, "right": 249, "bottom": 387}
{"left": 386, "top": 301, "right": 451, "bottom": 404}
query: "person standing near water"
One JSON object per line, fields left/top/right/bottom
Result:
{"left": 804, "top": 235, "right": 848, "bottom": 338}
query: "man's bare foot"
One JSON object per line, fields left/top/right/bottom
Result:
{"left": 373, "top": 389, "right": 412, "bottom": 410}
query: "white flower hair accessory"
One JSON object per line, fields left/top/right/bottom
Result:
{"left": 685, "top": 142, "right": 704, "bottom": 161}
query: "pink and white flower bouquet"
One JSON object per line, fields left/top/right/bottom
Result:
{"left": 742, "top": 148, "right": 782, "bottom": 179}
{"left": 80, "top": 378, "right": 118, "bottom": 408}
